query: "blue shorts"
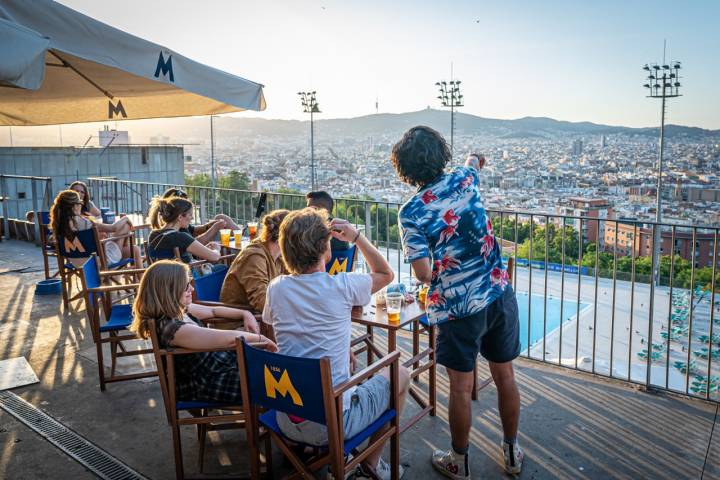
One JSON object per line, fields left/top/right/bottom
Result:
{"left": 437, "top": 285, "right": 521, "bottom": 372}
{"left": 276, "top": 374, "right": 390, "bottom": 445}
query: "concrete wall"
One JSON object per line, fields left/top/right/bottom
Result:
{"left": 0, "top": 146, "right": 184, "bottom": 218}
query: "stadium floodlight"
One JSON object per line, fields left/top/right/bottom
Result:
{"left": 436, "top": 78, "right": 464, "bottom": 161}
{"left": 642, "top": 56, "right": 682, "bottom": 288}
{"left": 298, "top": 91, "right": 321, "bottom": 190}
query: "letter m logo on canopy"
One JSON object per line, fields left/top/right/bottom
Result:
{"left": 154, "top": 52, "right": 174, "bottom": 82}
{"left": 264, "top": 365, "right": 303, "bottom": 406}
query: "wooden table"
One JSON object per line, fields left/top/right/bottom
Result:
{"left": 222, "top": 238, "right": 250, "bottom": 253}
{"left": 351, "top": 300, "right": 436, "bottom": 433}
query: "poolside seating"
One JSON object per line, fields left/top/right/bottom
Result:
{"left": 637, "top": 349, "right": 662, "bottom": 362}
{"left": 693, "top": 347, "right": 720, "bottom": 360}
{"left": 77, "top": 254, "right": 154, "bottom": 390}
{"left": 699, "top": 334, "right": 720, "bottom": 345}
{"left": 690, "top": 375, "right": 720, "bottom": 394}
{"left": 236, "top": 340, "right": 402, "bottom": 480}
{"left": 673, "top": 360, "right": 698, "bottom": 375}
{"left": 147, "top": 319, "right": 269, "bottom": 479}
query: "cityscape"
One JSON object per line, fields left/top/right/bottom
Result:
{"left": 3, "top": 1, "right": 720, "bottom": 479}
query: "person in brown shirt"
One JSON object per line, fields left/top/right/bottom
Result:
{"left": 220, "top": 209, "right": 289, "bottom": 312}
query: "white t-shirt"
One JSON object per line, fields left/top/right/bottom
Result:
{"left": 263, "top": 271, "right": 372, "bottom": 409}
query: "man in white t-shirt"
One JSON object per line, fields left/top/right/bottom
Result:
{"left": 263, "top": 207, "right": 410, "bottom": 480}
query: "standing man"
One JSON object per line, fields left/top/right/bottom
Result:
{"left": 391, "top": 126, "right": 523, "bottom": 479}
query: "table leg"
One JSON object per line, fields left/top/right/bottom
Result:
{"left": 388, "top": 329, "right": 396, "bottom": 354}
{"left": 429, "top": 324, "right": 437, "bottom": 416}
{"left": 412, "top": 320, "right": 420, "bottom": 384}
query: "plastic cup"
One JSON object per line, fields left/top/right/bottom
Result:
{"left": 247, "top": 222, "right": 258, "bottom": 241}
{"left": 386, "top": 292, "right": 403, "bottom": 324}
{"left": 418, "top": 286, "right": 429, "bottom": 306}
{"left": 220, "top": 229, "right": 231, "bottom": 246}
{"left": 233, "top": 229, "right": 243, "bottom": 244}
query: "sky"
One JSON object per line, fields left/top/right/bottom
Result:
{"left": 3, "top": 0, "right": 720, "bottom": 145}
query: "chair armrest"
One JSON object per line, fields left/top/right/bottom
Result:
{"left": 193, "top": 300, "right": 259, "bottom": 313}
{"left": 334, "top": 350, "right": 401, "bottom": 396}
{"left": 99, "top": 268, "right": 146, "bottom": 277}
{"left": 101, "top": 232, "right": 134, "bottom": 243}
{"left": 87, "top": 283, "right": 140, "bottom": 293}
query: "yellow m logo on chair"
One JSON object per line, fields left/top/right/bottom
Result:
{"left": 64, "top": 236, "right": 86, "bottom": 254}
{"left": 264, "top": 365, "right": 303, "bottom": 406}
{"left": 328, "top": 257, "right": 348, "bottom": 275}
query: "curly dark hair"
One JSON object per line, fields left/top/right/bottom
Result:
{"left": 390, "top": 126, "right": 451, "bottom": 187}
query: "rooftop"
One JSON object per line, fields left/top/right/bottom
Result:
{"left": 1, "top": 239, "right": 720, "bottom": 479}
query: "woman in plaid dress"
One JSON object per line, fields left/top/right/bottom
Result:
{"left": 131, "top": 261, "right": 277, "bottom": 403}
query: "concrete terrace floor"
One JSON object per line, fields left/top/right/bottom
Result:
{"left": 1, "top": 239, "right": 720, "bottom": 480}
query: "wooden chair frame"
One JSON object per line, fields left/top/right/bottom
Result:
{"left": 38, "top": 215, "right": 59, "bottom": 280}
{"left": 147, "top": 319, "right": 272, "bottom": 480}
{"left": 77, "top": 256, "right": 154, "bottom": 390}
{"left": 237, "top": 342, "right": 402, "bottom": 480}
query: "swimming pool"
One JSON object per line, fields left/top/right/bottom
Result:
{"left": 516, "top": 292, "right": 588, "bottom": 351}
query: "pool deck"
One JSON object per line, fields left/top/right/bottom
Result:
{"left": 2, "top": 239, "right": 720, "bottom": 479}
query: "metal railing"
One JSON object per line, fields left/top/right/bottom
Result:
{"left": 87, "top": 177, "right": 720, "bottom": 402}
{"left": 0, "top": 174, "right": 53, "bottom": 245}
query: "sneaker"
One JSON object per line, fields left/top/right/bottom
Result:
{"left": 502, "top": 441, "right": 523, "bottom": 474}
{"left": 431, "top": 449, "right": 470, "bottom": 479}
{"left": 354, "top": 458, "right": 405, "bottom": 480}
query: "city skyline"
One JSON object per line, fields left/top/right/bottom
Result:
{"left": 30, "top": 0, "right": 720, "bottom": 132}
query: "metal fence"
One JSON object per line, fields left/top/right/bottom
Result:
{"left": 87, "top": 177, "right": 720, "bottom": 403}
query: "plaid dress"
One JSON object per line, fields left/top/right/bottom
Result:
{"left": 159, "top": 314, "right": 242, "bottom": 404}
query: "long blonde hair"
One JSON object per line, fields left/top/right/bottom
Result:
{"left": 131, "top": 261, "right": 189, "bottom": 339}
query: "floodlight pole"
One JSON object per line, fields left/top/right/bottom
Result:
{"left": 210, "top": 115, "right": 216, "bottom": 189}
{"left": 299, "top": 91, "right": 321, "bottom": 190}
{"left": 436, "top": 80, "right": 463, "bottom": 161}
{"left": 643, "top": 60, "right": 682, "bottom": 286}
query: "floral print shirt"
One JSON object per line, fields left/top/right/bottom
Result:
{"left": 399, "top": 166, "right": 508, "bottom": 325}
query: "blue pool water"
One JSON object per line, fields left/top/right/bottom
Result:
{"left": 516, "top": 292, "right": 588, "bottom": 352}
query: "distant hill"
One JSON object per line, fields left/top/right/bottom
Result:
{"left": 214, "top": 108, "right": 720, "bottom": 141}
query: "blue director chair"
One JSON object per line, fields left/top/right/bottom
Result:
{"left": 325, "top": 245, "right": 358, "bottom": 275}
{"left": 56, "top": 227, "right": 134, "bottom": 307}
{"left": 236, "top": 340, "right": 402, "bottom": 479}
{"left": 77, "top": 254, "right": 155, "bottom": 390}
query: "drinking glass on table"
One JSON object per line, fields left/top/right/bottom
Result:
{"left": 233, "top": 228, "right": 243, "bottom": 245}
{"left": 219, "top": 228, "right": 231, "bottom": 246}
{"left": 247, "top": 222, "right": 258, "bottom": 241}
{"left": 386, "top": 292, "right": 403, "bottom": 324}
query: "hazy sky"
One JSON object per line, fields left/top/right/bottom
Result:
{"left": 7, "top": 0, "right": 720, "bottom": 138}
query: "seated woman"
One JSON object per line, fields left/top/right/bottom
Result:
{"left": 220, "top": 209, "right": 289, "bottom": 313}
{"left": 130, "top": 260, "right": 277, "bottom": 403}
{"left": 147, "top": 196, "right": 223, "bottom": 265}
{"left": 69, "top": 181, "right": 102, "bottom": 218}
{"left": 50, "top": 190, "right": 142, "bottom": 268}
{"left": 160, "top": 187, "right": 236, "bottom": 244}
{"left": 262, "top": 208, "right": 410, "bottom": 480}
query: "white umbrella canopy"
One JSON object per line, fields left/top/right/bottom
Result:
{"left": 0, "top": 0, "right": 266, "bottom": 126}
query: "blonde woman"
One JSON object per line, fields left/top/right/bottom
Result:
{"left": 220, "top": 209, "right": 289, "bottom": 313}
{"left": 131, "top": 261, "right": 277, "bottom": 403}
{"left": 50, "top": 190, "right": 142, "bottom": 268}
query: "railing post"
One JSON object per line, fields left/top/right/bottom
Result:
{"left": 31, "top": 179, "right": 41, "bottom": 246}
{"left": 113, "top": 181, "right": 119, "bottom": 213}
{"left": 364, "top": 202, "right": 372, "bottom": 244}
{"left": 0, "top": 175, "right": 8, "bottom": 240}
